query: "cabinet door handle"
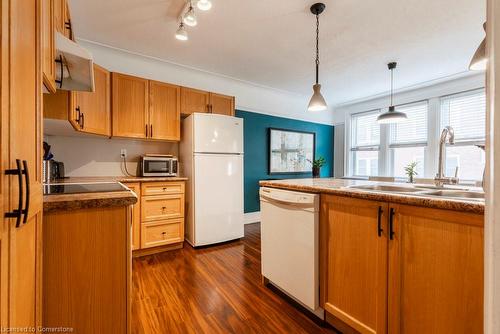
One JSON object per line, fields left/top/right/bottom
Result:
{"left": 150, "top": 124, "right": 153, "bottom": 138}
{"left": 80, "top": 112, "right": 84, "bottom": 129}
{"left": 389, "top": 208, "right": 395, "bottom": 240}
{"left": 377, "top": 206, "right": 383, "bottom": 237}
{"left": 75, "top": 106, "right": 81, "bottom": 124}
{"left": 145, "top": 124, "right": 148, "bottom": 137}
{"left": 54, "top": 55, "right": 64, "bottom": 89}
{"left": 21, "top": 160, "right": 30, "bottom": 224}
{"left": 4, "top": 159, "right": 23, "bottom": 228}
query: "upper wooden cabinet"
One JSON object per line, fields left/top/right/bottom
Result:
{"left": 321, "top": 194, "right": 484, "bottom": 333}
{"left": 181, "top": 87, "right": 210, "bottom": 115}
{"left": 210, "top": 93, "right": 235, "bottom": 116}
{"left": 42, "top": 0, "right": 56, "bottom": 93}
{"left": 321, "top": 195, "right": 388, "bottom": 334}
{"left": 44, "top": 64, "right": 111, "bottom": 137}
{"left": 181, "top": 87, "right": 235, "bottom": 116}
{"left": 149, "top": 81, "right": 181, "bottom": 141}
{"left": 71, "top": 64, "right": 111, "bottom": 136}
{"left": 111, "top": 72, "right": 149, "bottom": 139}
{"left": 54, "top": 0, "right": 73, "bottom": 40}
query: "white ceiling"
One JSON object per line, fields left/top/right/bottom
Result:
{"left": 69, "top": 0, "right": 486, "bottom": 106}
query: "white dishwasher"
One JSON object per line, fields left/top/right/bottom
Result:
{"left": 259, "top": 187, "right": 323, "bottom": 319}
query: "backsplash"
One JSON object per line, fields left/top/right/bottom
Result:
{"left": 45, "top": 135, "right": 178, "bottom": 177}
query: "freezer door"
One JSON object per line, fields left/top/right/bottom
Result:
{"left": 193, "top": 154, "right": 244, "bottom": 245}
{"left": 193, "top": 113, "right": 243, "bottom": 154}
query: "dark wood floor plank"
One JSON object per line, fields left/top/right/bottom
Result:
{"left": 132, "top": 223, "right": 337, "bottom": 334}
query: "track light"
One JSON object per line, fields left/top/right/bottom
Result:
{"left": 183, "top": 3, "right": 197, "bottom": 27}
{"left": 197, "top": 0, "right": 212, "bottom": 11}
{"left": 175, "top": 22, "right": 188, "bottom": 41}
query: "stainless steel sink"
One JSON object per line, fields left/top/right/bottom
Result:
{"left": 422, "top": 190, "right": 485, "bottom": 200}
{"left": 348, "top": 185, "right": 426, "bottom": 193}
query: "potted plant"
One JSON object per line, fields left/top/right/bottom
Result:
{"left": 404, "top": 161, "right": 419, "bottom": 183}
{"left": 309, "top": 156, "right": 326, "bottom": 178}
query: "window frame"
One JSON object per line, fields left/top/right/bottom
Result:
{"left": 349, "top": 109, "right": 381, "bottom": 177}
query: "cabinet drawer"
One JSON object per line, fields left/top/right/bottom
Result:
{"left": 142, "top": 194, "right": 184, "bottom": 221}
{"left": 141, "top": 219, "right": 183, "bottom": 248}
{"left": 141, "top": 182, "right": 185, "bottom": 196}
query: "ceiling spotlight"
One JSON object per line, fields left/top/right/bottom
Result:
{"left": 183, "top": 2, "right": 197, "bottom": 27}
{"left": 197, "top": 0, "right": 212, "bottom": 11}
{"left": 175, "top": 22, "right": 188, "bottom": 41}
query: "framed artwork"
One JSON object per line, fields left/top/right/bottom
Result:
{"left": 268, "top": 128, "right": 316, "bottom": 174}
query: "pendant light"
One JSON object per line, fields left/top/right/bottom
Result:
{"left": 377, "top": 62, "right": 407, "bottom": 124}
{"left": 307, "top": 3, "right": 328, "bottom": 112}
{"left": 197, "top": 0, "right": 212, "bottom": 11}
{"left": 175, "top": 22, "right": 188, "bottom": 41}
{"left": 469, "top": 23, "right": 487, "bottom": 71}
{"left": 183, "top": 2, "right": 197, "bottom": 27}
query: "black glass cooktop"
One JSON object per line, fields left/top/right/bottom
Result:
{"left": 43, "top": 183, "right": 127, "bottom": 195}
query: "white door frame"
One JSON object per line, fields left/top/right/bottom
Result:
{"left": 485, "top": 0, "right": 499, "bottom": 332}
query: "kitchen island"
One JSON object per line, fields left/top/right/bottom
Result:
{"left": 43, "top": 182, "right": 137, "bottom": 334}
{"left": 260, "top": 178, "right": 484, "bottom": 334}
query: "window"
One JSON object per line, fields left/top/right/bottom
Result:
{"left": 440, "top": 89, "right": 486, "bottom": 181}
{"left": 350, "top": 111, "right": 380, "bottom": 176}
{"left": 389, "top": 102, "right": 428, "bottom": 177}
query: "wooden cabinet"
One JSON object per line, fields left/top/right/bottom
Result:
{"left": 388, "top": 205, "right": 483, "bottom": 333}
{"left": 180, "top": 87, "right": 235, "bottom": 116}
{"left": 44, "top": 206, "right": 131, "bottom": 334}
{"left": 54, "top": 0, "right": 72, "bottom": 40}
{"left": 210, "top": 92, "right": 235, "bottom": 116}
{"left": 42, "top": 0, "right": 56, "bottom": 93}
{"left": 44, "top": 64, "right": 111, "bottom": 136}
{"left": 181, "top": 87, "right": 210, "bottom": 115}
{"left": 111, "top": 72, "right": 149, "bottom": 139}
{"left": 70, "top": 64, "right": 111, "bottom": 135}
{"left": 321, "top": 194, "right": 484, "bottom": 334}
{"left": 321, "top": 196, "right": 388, "bottom": 334}
{"left": 1, "top": 0, "right": 43, "bottom": 328}
{"left": 149, "top": 81, "right": 180, "bottom": 141}
{"left": 126, "top": 181, "right": 186, "bottom": 254}
{"left": 126, "top": 183, "right": 141, "bottom": 251}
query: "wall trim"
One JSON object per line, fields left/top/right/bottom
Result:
{"left": 244, "top": 211, "right": 261, "bottom": 225}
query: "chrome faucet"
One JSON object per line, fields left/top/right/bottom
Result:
{"left": 435, "top": 126, "right": 459, "bottom": 187}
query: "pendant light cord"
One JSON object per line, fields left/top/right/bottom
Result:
{"left": 315, "top": 14, "right": 320, "bottom": 84}
{"left": 390, "top": 67, "right": 394, "bottom": 106}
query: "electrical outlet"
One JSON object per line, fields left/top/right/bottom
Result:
{"left": 120, "top": 149, "right": 127, "bottom": 158}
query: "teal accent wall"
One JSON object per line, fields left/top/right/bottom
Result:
{"left": 235, "top": 110, "right": 334, "bottom": 213}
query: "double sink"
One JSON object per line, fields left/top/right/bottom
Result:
{"left": 347, "top": 184, "right": 485, "bottom": 201}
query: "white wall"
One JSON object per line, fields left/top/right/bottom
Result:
{"left": 45, "top": 135, "right": 177, "bottom": 176}
{"left": 79, "top": 39, "right": 336, "bottom": 126}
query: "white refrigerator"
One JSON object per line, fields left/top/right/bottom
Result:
{"left": 179, "top": 113, "right": 244, "bottom": 246}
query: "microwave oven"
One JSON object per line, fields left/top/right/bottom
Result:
{"left": 140, "top": 156, "right": 178, "bottom": 177}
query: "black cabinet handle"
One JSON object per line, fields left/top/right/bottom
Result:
{"left": 145, "top": 124, "right": 148, "bottom": 137}
{"left": 150, "top": 124, "right": 153, "bottom": 138}
{"left": 377, "top": 206, "right": 383, "bottom": 237}
{"left": 80, "top": 113, "right": 84, "bottom": 129}
{"left": 65, "top": 20, "right": 72, "bottom": 39}
{"left": 22, "top": 160, "right": 29, "bottom": 224}
{"left": 54, "top": 55, "right": 64, "bottom": 89}
{"left": 389, "top": 208, "right": 395, "bottom": 240}
{"left": 4, "top": 159, "right": 23, "bottom": 228}
{"left": 75, "top": 106, "right": 81, "bottom": 125}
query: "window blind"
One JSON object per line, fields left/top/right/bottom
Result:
{"left": 351, "top": 111, "right": 380, "bottom": 149}
{"left": 440, "top": 89, "right": 486, "bottom": 143}
{"left": 389, "top": 102, "right": 428, "bottom": 147}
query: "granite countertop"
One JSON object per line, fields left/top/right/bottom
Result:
{"left": 43, "top": 176, "right": 187, "bottom": 212}
{"left": 43, "top": 186, "right": 137, "bottom": 213}
{"left": 259, "top": 178, "right": 485, "bottom": 214}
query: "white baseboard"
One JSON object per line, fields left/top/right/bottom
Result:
{"left": 244, "top": 211, "right": 261, "bottom": 225}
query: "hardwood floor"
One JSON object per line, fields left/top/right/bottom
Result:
{"left": 132, "top": 223, "right": 337, "bottom": 334}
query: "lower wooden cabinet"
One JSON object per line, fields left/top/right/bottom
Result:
{"left": 321, "top": 194, "right": 484, "bottom": 334}
{"left": 141, "top": 219, "right": 184, "bottom": 249}
{"left": 124, "top": 181, "right": 185, "bottom": 255}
